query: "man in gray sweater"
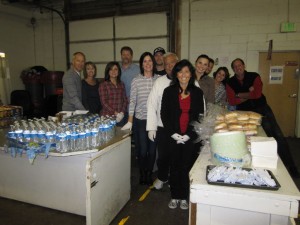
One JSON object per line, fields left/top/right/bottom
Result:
{"left": 62, "top": 52, "right": 86, "bottom": 111}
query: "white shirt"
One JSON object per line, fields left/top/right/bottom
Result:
{"left": 146, "top": 76, "right": 206, "bottom": 131}
{"left": 146, "top": 75, "right": 172, "bottom": 130}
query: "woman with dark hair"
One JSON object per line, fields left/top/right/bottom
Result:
{"left": 82, "top": 61, "right": 102, "bottom": 114}
{"left": 122, "top": 52, "right": 158, "bottom": 185}
{"left": 161, "top": 59, "right": 204, "bottom": 210}
{"left": 213, "top": 66, "right": 230, "bottom": 106}
{"left": 99, "top": 61, "right": 128, "bottom": 126}
{"left": 195, "top": 54, "right": 215, "bottom": 104}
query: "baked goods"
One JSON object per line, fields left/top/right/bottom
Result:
{"left": 214, "top": 111, "right": 261, "bottom": 136}
{"left": 237, "top": 113, "right": 249, "bottom": 121}
{"left": 215, "top": 122, "right": 227, "bottom": 130}
{"left": 224, "top": 112, "right": 238, "bottom": 121}
{"left": 248, "top": 111, "right": 262, "bottom": 120}
{"left": 228, "top": 123, "right": 243, "bottom": 131}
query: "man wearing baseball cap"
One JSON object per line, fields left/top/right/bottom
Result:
{"left": 153, "top": 47, "right": 167, "bottom": 76}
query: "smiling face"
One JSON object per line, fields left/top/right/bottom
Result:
{"left": 154, "top": 52, "right": 164, "bottom": 66}
{"left": 195, "top": 57, "right": 209, "bottom": 76}
{"left": 142, "top": 55, "right": 154, "bottom": 73}
{"left": 121, "top": 50, "right": 133, "bottom": 65}
{"left": 232, "top": 59, "right": 246, "bottom": 77}
{"left": 109, "top": 65, "right": 119, "bottom": 79}
{"left": 72, "top": 53, "right": 85, "bottom": 72}
{"left": 85, "top": 64, "right": 96, "bottom": 78}
{"left": 164, "top": 54, "right": 178, "bottom": 77}
{"left": 215, "top": 69, "right": 226, "bottom": 83}
{"left": 206, "top": 61, "right": 214, "bottom": 74}
{"left": 177, "top": 66, "right": 191, "bottom": 86}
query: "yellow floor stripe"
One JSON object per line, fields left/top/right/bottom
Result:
{"left": 139, "top": 187, "right": 152, "bottom": 201}
{"left": 118, "top": 216, "right": 130, "bottom": 225}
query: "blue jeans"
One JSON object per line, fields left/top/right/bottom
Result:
{"left": 135, "top": 118, "right": 157, "bottom": 171}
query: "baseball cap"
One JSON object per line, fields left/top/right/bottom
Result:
{"left": 153, "top": 47, "right": 166, "bottom": 55}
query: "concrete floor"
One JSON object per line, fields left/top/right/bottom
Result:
{"left": 0, "top": 138, "right": 300, "bottom": 225}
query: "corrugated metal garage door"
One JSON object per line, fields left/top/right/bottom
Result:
{"left": 69, "top": 12, "right": 168, "bottom": 78}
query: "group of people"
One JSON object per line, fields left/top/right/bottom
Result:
{"left": 62, "top": 46, "right": 299, "bottom": 211}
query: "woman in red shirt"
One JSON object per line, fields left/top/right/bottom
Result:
{"left": 161, "top": 59, "right": 204, "bottom": 210}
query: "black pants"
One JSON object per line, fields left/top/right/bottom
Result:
{"left": 156, "top": 126, "right": 171, "bottom": 182}
{"left": 169, "top": 138, "right": 194, "bottom": 200}
{"left": 254, "top": 104, "right": 296, "bottom": 170}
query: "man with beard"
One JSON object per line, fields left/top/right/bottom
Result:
{"left": 153, "top": 47, "right": 166, "bottom": 76}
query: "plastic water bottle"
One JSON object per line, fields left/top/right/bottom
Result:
{"left": 15, "top": 125, "right": 23, "bottom": 142}
{"left": 37, "top": 128, "right": 46, "bottom": 144}
{"left": 22, "top": 126, "right": 31, "bottom": 143}
{"left": 70, "top": 124, "right": 78, "bottom": 151}
{"left": 8, "top": 125, "right": 16, "bottom": 139}
{"left": 45, "top": 129, "right": 55, "bottom": 145}
{"left": 85, "top": 124, "right": 92, "bottom": 150}
{"left": 98, "top": 121, "right": 104, "bottom": 145}
{"left": 91, "top": 123, "right": 99, "bottom": 149}
{"left": 30, "top": 127, "right": 39, "bottom": 143}
{"left": 56, "top": 127, "right": 68, "bottom": 153}
{"left": 78, "top": 125, "right": 86, "bottom": 151}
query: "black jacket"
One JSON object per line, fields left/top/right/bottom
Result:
{"left": 227, "top": 71, "right": 267, "bottom": 111}
{"left": 160, "top": 84, "right": 204, "bottom": 140}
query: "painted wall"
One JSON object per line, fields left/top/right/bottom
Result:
{"left": 179, "top": 0, "right": 300, "bottom": 136}
{"left": 0, "top": 2, "right": 65, "bottom": 104}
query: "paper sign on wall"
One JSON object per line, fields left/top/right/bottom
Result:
{"left": 269, "top": 66, "right": 284, "bottom": 84}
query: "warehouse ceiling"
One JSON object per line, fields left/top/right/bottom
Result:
{"left": 1, "top": 0, "right": 173, "bottom": 21}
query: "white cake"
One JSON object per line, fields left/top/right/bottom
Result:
{"left": 210, "top": 131, "right": 250, "bottom": 166}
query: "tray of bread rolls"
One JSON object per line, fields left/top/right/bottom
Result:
{"left": 214, "top": 111, "right": 262, "bottom": 136}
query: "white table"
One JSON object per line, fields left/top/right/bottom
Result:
{"left": 189, "top": 136, "right": 300, "bottom": 225}
{"left": 0, "top": 128, "right": 131, "bottom": 225}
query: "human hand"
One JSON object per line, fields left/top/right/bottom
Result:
{"left": 148, "top": 130, "right": 156, "bottom": 142}
{"left": 249, "top": 86, "right": 254, "bottom": 92}
{"left": 180, "top": 135, "right": 190, "bottom": 142}
{"left": 121, "top": 122, "right": 132, "bottom": 130}
{"left": 116, "top": 112, "right": 124, "bottom": 122}
{"left": 171, "top": 133, "right": 182, "bottom": 141}
{"left": 171, "top": 133, "right": 185, "bottom": 144}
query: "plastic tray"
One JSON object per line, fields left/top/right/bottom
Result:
{"left": 206, "top": 165, "right": 281, "bottom": 191}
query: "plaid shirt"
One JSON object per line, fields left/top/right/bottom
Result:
{"left": 99, "top": 81, "right": 128, "bottom": 116}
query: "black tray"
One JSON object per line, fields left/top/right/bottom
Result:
{"left": 206, "top": 165, "right": 281, "bottom": 191}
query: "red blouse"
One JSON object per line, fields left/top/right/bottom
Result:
{"left": 179, "top": 94, "right": 191, "bottom": 134}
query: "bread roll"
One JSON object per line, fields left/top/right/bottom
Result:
{"left": 215, "top": 128, "right": 230, "bottom": 133}
{"left": 248, "top": 119, "right": 261, "bottom": 125}
{"left": 244, "top": 129, "right": 258, "bottom": 136}
{"left": 226, "top": 118, "right": 238, "bottom": 124}
{"left": 237, "top": 113, "right": 249, "bottom": 121}
{"left": 248, "top": 112, "right": 262, "bottom": 120}
{"left": 243, "top": 123, "right": 257, "bottom": 130}
{"left": 228, "top": 123, "right": 243, "bottom": 131}
{"left": 224, "top": 112, "right": 238, "bottom": 120}
{"left": 215, "top": 122, "right": 227, "bottom": 130}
